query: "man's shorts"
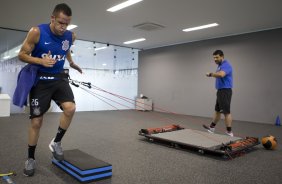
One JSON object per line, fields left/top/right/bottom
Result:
{"left": 215, "top": 88, "right": 232, "bottom": 114}
{"left": 29, "top": 78, "right": 75, "bottom": 119}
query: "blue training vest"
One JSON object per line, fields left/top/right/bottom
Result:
{"left": 32, "top": 23, "right": 72, "bottom": 74}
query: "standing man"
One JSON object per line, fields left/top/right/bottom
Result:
{"left": 17, "top": 3, "right": 82, "bottom": 176}
{"left": 203, "top": 50, "right": 234, "bottom": 137}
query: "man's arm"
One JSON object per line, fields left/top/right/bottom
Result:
{"left": 67, "top": 32, "right": 82, "bottom": 73}
{"left": 18, "top": 27, "right": 56, "bottom": 67}
{"left": 206, "top": 71, "right": 226, "bottom": 78}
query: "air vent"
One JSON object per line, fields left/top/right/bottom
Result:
{"left": 133, "top": 22, "right": 165, "bottom": 31}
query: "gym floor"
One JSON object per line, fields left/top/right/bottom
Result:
{"left": 1, "top": 110, "right": 281, "bottom": 184}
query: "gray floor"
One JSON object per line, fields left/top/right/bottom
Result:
{"left": 0, "top": 110, "right": 281, "bottom": 184}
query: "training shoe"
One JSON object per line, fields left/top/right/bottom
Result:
{"left": 203, "top": 124, "right": 215, "bottom": 133}
{"left": 225, "top": 131, "right": 234, "bottom": 137}
{"left": 23, "top": 158, "right": 36, "bottom": 177}
{"left": 49, "top": 138, "right": 64, "bottom": 161}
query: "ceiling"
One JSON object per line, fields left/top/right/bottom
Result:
{"left": 1, "top": 0, "right": 282, "bottom": 50}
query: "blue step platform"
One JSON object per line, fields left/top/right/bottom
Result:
{"left": 52, "top": 149, "right": 112, "bottom": 183}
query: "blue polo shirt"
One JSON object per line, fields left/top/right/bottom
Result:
{"left": 215, "top": 60, "right": 233, "bottom": 89}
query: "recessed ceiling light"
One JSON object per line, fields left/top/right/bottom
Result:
{"left": 124, "top": 38, "right": 146, "bottom": 44}
{"left": 3, "top": 56, "right": 10, "bottom": 59}
{"left": 95, "top": 46, "right": 107, "bottom": 51}
{"left": 107, "top": 0, "right": 143, "bottom": 12}
{"left": 102, "top": 63, "right": 107, "bottom": 66}
{"left": 183, "top": 23, "right": 218, "bottom": 32}
{"left": 67, "top": 24, "right": 78, "bottom": 30}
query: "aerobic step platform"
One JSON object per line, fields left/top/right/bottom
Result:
{"left": 52, "top": 149, "right": 112, "bottom": 183}
{"left": 139, "top": 125, "right": 259, "bottom": 157}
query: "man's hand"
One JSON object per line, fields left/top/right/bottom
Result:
{"left": 70, "top": 62, "right": 83, "bottom": 74}
{"left": 40, "top": 51, "right": 56, "bottom": 67}
{"left": 206, "top": 72, "right": 213, "bottom": 77}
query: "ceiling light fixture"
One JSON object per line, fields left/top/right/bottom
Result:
{"left": 95, "top": 46, "right": 107, "bottom": 51}
{"left": 0, "top": 45, "right": 21, "bottom": 60}
{"left": 183, "top": 23, "right": 219, "bottom": 32}
{"left": 3, "top": 55, "right": 10, "bottom": 59}
{"left": 124, "top": 38, "right": 146, "bottom": 44}
{"left": 107, "top": 0, "right": 143, "bottom": 12}
{"left": 67, "top": 24, "right": 78, "bottom": 30}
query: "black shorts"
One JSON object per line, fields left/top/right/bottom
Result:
{"left": 29, "top": 78, "right": 74, "bottom": 119}
{"left": 215, "top": 88, "right": 232, "bottom": 114}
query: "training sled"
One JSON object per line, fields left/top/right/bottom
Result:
{"left": 52, "top": 149, "right": 112, "bottom": 183}
{"left": 139, "top": 125, "right": 259, "bottom": 158}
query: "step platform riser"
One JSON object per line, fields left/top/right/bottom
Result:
{"left": 52, "top": 149, "right": 112, "bottom": 183}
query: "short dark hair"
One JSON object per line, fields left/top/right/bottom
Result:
{"left": 52, "top": 3, "right": 72, "bottom": 17}
{"left": 213, "top": 50, "right": 224, "bottom": 57}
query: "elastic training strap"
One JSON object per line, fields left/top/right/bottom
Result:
{"left": 37, "top": 69, "right": 70, "bottom": 80}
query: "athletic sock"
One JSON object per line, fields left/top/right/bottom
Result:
{"left": 210, "top": 122, "right": 216, "bottom": 128}
{"left": 54, "top": 126, "right": 66, "bottom": 143}
{"left": 227, "top": 127, "right": 232, "bottom": 132}
{"left": 28, "top": 145, "right": 36, "bottom": 159}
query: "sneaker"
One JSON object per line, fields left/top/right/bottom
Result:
{"left": 49, "top": 138, "right": 64, "bottom": 161}
{"left": 203, "top": 124, "right": 215, "bottom": 133}
{"left": 23, "top": 158, "right": 36, "bottom": 177}
{"left": 226, "top": 131, "right": 234, "bottom": 137}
